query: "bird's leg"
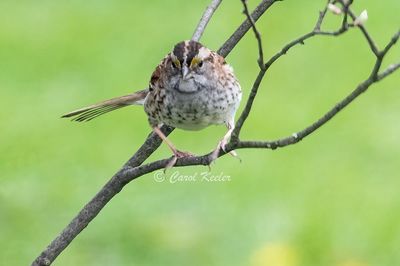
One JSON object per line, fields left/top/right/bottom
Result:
{"left": 210, "top": 120, "right": 239, "bottom": 163}
{"left": 153, "top": 127, "right": 194, "bottom": 170}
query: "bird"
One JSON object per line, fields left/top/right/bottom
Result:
{"left": 62, "top": 40, "right": 242, "bottom": 167}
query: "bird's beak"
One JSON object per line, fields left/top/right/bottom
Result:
{"left": 182, "top": 65, "right": 189, "bottom": 80}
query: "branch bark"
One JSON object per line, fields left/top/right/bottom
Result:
{"left": 32, "top": 1, "right": 399, "bottom": 265}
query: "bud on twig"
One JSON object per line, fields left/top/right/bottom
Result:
{"left": 328, "top": 3, "right": 342, "bottom": 15}
{"left": 354, "top": 10, "right": 368, "bottom": 26}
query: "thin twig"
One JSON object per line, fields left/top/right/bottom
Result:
{"left": 314, "top": 0, "right": 331, "bottom": 32}
{"left": 218, "top": 0, "right": 280, "bottom": 57}
{"left": 341, "top": 0, "right": 353, "bottom": 29}
{"left": 380, "top": 30, "right": 400, "bottom": 58}
{"left": 192, "top": 0, "right": 223, "bottom": 42}
{"left": 377, "top": 62, "right": 400, "bottom": 81}
{"left": 330, "top": 0, "right": 353, "bottom": 30}
{"left": 347, "top": 9, "right": 380, "bottom": 56}
{"left": 241, "top": 0, "right": 265, "bottom": 69}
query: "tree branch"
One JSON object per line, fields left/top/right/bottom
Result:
{"left": 380, "top": 30, "right": 400, "bottom": 58}
{"left": 232, "top": 0, "right": 353, "bottom": 140}
{"left": 32, "top": 1, "right": 400, "bottom": 265}
{"left": 346, "top": 8, "right": 380, "bottom": 56}
{"left": 234, "top": 29, "right": 400, "bottom": 150}
{"left": 241, "top": 0, "right": 265, "bottom": 69}
{"left": 232, "top": 2, "right": 399, "bottom": 148}
{"left": 378, "top": 62, "right": 400, "bottom": 81}
{"left": 235, "top": 52, "right": 399, "bottom": 150}
{"left": 31, "top": 1, "right": 279, "bottom": 265}
{"left": 218, "top": 0, "right": 281, "bottom": 57}
{"left": 192, "top": 0, "right": 223, "bottom": 42}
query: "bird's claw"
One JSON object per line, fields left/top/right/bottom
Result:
{"left": 174, "top": 150, "right": 194, "bottom": 158}
{"left": 164, "top": 150, "right": 195, "bottom": 172}
{"left": 209, "top": 140, "right": 240, "bottom": 164}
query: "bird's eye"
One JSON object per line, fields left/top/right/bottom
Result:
{"left": 172, "top": 59, "right": 181, "bottom": 69}
{"left": 190, "top": 57, "right": 204, "bottom": 69}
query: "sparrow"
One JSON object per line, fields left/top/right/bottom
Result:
{"left": 62, "top": 40, "right": 242, "bottom": 166}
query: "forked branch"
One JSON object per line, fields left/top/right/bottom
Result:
{"left": 32, "top": 1, "right": 399, "bottom": 265}
{"left": 31, "top": 0, "right": 281, "bottom": 265}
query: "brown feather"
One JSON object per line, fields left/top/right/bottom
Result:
{"left": 61, "top": 89, "right": 148, "bottom": 122}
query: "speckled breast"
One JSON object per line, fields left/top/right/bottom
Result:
{"left": 145, "top": 85, "right": 241, "bottom": 131}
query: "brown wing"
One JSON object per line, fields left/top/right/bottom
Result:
{"left": 149, "top": 54, "right": 172, "bottom": 92}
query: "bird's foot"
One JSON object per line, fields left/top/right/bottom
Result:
{"left": 209, "top": 140, "right": 240, "bottom": 164}
{"left": 174, "top": 150, "right": 195, "bottom": 158}
{"left": 164, "top": 150, "right": 195, "bottom": 172}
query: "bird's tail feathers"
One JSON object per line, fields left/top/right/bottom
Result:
{"left": 61, "top": 89, "right": 148, "bottom": 122}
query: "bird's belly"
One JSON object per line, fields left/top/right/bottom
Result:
{"left": 162, "top": 104, "right": 228, "bottom": 131}
{"left": 172, "top": 112, "right": 226, "bottom": 130}
{"left": 147, "top": 83, "right": 241, "bottom": 131}
{"left": 160, "top": 94, "right": 236, "bottom": 130}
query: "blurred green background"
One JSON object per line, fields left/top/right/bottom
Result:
{"left": 1, "top": 0, "right": 400, "bottom": 265}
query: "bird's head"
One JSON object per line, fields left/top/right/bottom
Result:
{"left": 168, "top": 40, "right": 214, "bottom": 93}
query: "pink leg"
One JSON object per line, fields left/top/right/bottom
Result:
{"left": 153, "top": 127, "right": 194, "bottom": 169}
{"left": 210, "top": 120, "right": 239, "bottom": 162}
